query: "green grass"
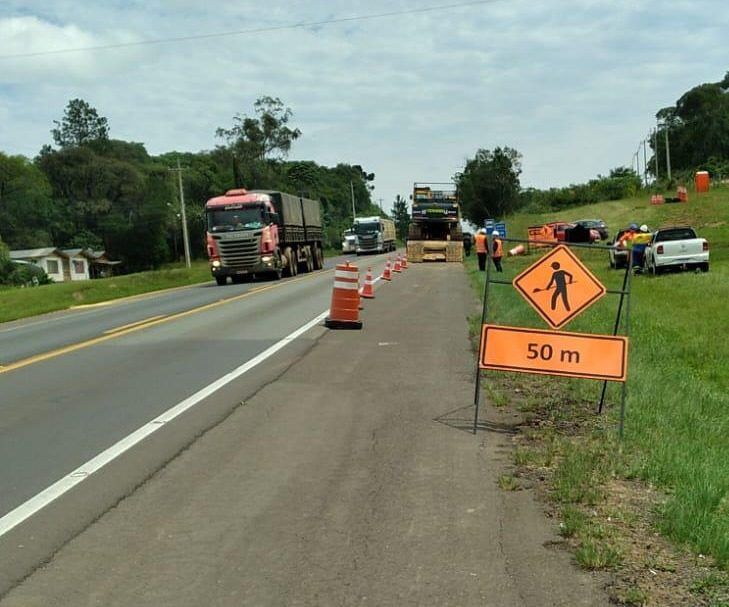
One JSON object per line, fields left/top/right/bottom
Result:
{"left": 469, "top": 184, "right": 729, "bottom": 568}
{"left": 0, "top": 261, "right": 212, "bottom": 323}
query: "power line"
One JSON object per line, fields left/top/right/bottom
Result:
{"left": 0, "top": 0, "right": 503, "bottom": 60}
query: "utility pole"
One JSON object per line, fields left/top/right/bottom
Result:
{"left": 378, "top": 198, "right": 384, "bottom": 213}
{"left": 642, "top": 139, "right": 648, "bottom": 187}
{"left": 653, "top": 129, "right": 659, "bottom": 183}
{"left": 350, "top": 181, "right": 356, "bottom": 221}
{"left": 169, "top": 159, "right": 191, "bottom": 268}
{"left": 665, "top": 128, "right": 672, "bottom": 181}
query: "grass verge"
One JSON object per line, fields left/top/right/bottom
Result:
{"left": 0, "top": 261, "right": 212, "bottom": 323}
{"left": 474, "top": 185, "right": 729, "bottom": 605}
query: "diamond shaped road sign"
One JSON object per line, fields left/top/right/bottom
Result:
{"left": 513, "top": 245, "right": 606, "bottom": 329}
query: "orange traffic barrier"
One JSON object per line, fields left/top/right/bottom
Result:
{"left": 382, "top": 259, "right": 392, "bottom": 281}
{"left": 360, "top": 267, "right": 375, "bottom": 299}
{"left": 650, "top": 194, "right": 665, "bottom": 205}
{"left": 509, "top": 244, "right": 525, "bottom": 256}
{"left": 401, "top": 255, "right": 408, "bottom": 269}
{"left": 677, "top": 186, "right": 688, "bottom": 202}
{"left": 325, "top": 262, "right": 362, "bottom": 330}
{"left": 393, "top": 255, "right": 402, "bottom": 273}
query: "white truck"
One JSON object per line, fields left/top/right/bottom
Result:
{"left": 353, "top": 216, "right": 396, "bottom": 255}
{"left": 342, "top": 229, "right": 357, "bottom": 253}
{"left": 643, "top": 225, "right": 709, "bottom": 275}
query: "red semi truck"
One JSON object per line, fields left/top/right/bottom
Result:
{"left": 205, "top": 189, "right": 324, "bottom": 285}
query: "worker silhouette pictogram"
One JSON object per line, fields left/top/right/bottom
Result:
{"left": 533, "top": 262, "right": 574, "bottom": 311}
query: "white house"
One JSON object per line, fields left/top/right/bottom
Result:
{"left": 9, "top": 248, "right": 68, "bottom": 282}
{"left": 60, "top": 249, "right": 92, "bottom": 281}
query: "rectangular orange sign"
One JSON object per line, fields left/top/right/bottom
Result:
{"left": 479, "top": 324, "right": 628, "bottom": 382}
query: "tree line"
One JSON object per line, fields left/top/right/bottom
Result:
{"left": 0, "top": 97, "right": 381, "bottom": 275}
{"left": 2, "top": 71, "right": 727, "bottom": 280}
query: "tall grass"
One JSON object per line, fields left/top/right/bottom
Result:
{"left": 471, "top": 185, "right": 729, "bottom": 567}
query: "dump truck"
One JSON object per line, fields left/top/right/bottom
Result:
{"left": 205, "top": 188, "right": 323, "bottom": 285}
{"left": 354, "top": 216, "right": 396, "bottom": 254}
{"left": 406, "top": 183, "right": 463, "bottom": 262}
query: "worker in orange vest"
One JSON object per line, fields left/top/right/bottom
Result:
{"left": 475, "top": 228, "right": 488, "bottom": 271}
{"left": 490, "top": 230, "right": 504, "bottom": 272}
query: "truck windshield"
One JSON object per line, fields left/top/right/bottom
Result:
{"left": 207, "top": 207, "right": 265, "bottom": 232}
{"left": 354, "top": 222, "right": 380, "bottom": 235}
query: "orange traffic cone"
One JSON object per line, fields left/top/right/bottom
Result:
{"left": 393, "top": 255, "right": 402, "bottom": 273}
{"left": 325, "top": 262, "right": 362, "bottom": 329}
{"left": 360, "top": 267, "right": 375, "bottom": 299}
{"left": 401, "top": 255, "right": 408, "bottom": 269}
{"left": 382, "top": 259, "right": 392, "bottom": 281}
{"left": 509, "top": 244, "right": 525, "bottom": 256}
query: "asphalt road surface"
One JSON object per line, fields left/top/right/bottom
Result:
{"left": 0, "top": 259, "right": 610, "bottom": 605}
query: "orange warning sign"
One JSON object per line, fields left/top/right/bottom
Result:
{"left": 479, "top": 324, "right": 628, "bottom": 382}
{"left": 513, "top": 245, "right": 606, "bottom": 329}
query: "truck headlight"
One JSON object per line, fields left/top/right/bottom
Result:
{"left": 261, "top": 256, "right": 272, "bottom": 263}
{"left": 212, "top": 260, "right": 221, "bottom": 268}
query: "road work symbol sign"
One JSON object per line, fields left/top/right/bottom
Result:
{"left": 479, "top": 324, "right": 628, "bottom": 382}
{"left": 513, "top": 245, "right": 606, "bottom": 329}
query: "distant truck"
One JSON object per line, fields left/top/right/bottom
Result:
{"left": 407, "top": 183, "right": 463, "bottom": 262}
{"left": 342, "top": 228, "right": 357, "bottom": 254}
{"left": 642, "top": 225, "right": 709, "bottom": 275}
{"left": 354, "top": 216, "right": 396, "bottom": 254}
{"left": 205, "top": 189, "right": 323, "bottom": 285}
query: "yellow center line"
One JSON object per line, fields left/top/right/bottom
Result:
{"left": 103, "top": 315, "right": 166, "bottom": 334}
{"left": 0, "top": 269, "right": 334, "bottom": 375}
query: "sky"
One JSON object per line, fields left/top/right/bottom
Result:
{"left": 1, "top": 0, "right": 728, "bottom": 210}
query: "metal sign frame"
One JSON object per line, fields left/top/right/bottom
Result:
{"left": 473, "top": 238, "right": 633, "bottom": 437}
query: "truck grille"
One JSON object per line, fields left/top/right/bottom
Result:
{"left": 217, "top": 232, "right": 261, "bottom": 269}
{"left": 358, "top": 235, "right": 378, "bottom": 250}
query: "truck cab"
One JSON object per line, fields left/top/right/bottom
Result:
{"left": 354, "top": 217, "right": 396, "bottom": 254}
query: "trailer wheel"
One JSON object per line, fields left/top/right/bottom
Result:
{"left": 313, "top": 244, "right": 323, "bottom": 270}
{"left": 284, "top": 247, "right": 297, "bottom": 277}
{"left": 305, "top": 248, "right": 314, "bottom": 273}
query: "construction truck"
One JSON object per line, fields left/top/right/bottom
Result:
{"left": 205, "top": 188, "right": 323, "bottom": 285}
{"left": 406, "top": 183, "right": 463, "bottom": 262}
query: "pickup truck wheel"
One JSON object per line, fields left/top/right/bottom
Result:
{"left": 701, "top": 262, "right": 710, "bottom": 273}
{"left": 215, "top": 276, "right": 227, "bottom": 286}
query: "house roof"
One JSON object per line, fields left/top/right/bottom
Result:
{"left": 61, "top": 248, "right": 91, "bottom": 258}
{"left": 9, "top": 248, "right": 66, "bottom": 260}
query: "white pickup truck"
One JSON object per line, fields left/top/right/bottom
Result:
{"left": 643, "top": 226, "right": 709, "bottom": 275}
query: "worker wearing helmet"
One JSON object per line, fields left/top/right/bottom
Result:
{"left": 490, "top": 230, "right": 504, "bottom": 272}
{"left": 630, "top": 224, "right": 652, "bottom": 270}
{"left": 475, "top": 228, "right": 488, "bottom": 271}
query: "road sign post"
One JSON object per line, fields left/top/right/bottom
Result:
{"left": 473, "top": 240, "right": 632, "bottom": 437}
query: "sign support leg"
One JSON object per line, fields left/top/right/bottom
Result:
{"left": 473, "top": 258, "right": 493, "bottom": 434}
{"left": 618, "top": 263, "right": 633, "bottom": 438}
{"left": 598, "top": 260, "right": 631, "bottom": 414}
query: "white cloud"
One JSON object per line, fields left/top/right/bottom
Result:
{"left": 0, "top": 0, "right": 728, "bottom": 207}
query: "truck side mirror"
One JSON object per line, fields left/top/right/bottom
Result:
{"left": 269, "top": 212, "right": 280, "bottom": 225}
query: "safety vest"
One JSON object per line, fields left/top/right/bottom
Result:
{"left": 492, "top": 237, "right": 503, "bottom": 258}
{"left": 475, "top": 233, "right": 487, "bottom": 253}
{"left": 631, "top": 232, "right": 652, "bottom": 246}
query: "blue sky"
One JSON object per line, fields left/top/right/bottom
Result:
{"left": 1, "top": 0, "right": 727, "bottom": 209}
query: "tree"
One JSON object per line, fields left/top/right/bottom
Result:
{"left": 390, "top": 194, "right": 409, "bottom": 239}
{"left": 216, "top": 96, "right": 301, "bottom": 162}
{"left": 455, "top": 147, "right": 522, "bottom": 226}
{"left": 51, "top": 99, "right": 110, "bottom": 148}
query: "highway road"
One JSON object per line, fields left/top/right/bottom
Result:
{"left": 0, "top": 261, "right": 610, "bottom": 606}
{"left": 0, "top": 252, "right": 392, "bottom": 588}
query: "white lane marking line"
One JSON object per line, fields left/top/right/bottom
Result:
{"left": 0, "top": 309, "right": 329, "bottom": 539}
